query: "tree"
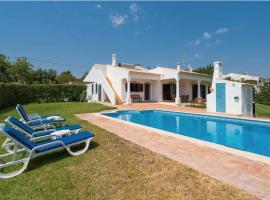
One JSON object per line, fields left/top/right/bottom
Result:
{"left": 193, "top": 64, "right": 214, "bottom": 75}
{"left": 56, "top": 70, "right": 76, "bottom": 84}
{"left": 32, "top": 68, "right": 58, "bottom": 84}
{"left": 0, "top": 54, "right": 12, "bottom": 82}
{"left": 47, "top": 69, "right": 57, "bottom": 84}
{"left": 0, "top": 52, "right": 79, "bottom": 85}
{"left": 7, "top": 58, "right": 33, "bottom": 84}
{"left": 254, "top": 80, "right": 270, "bottom": 105}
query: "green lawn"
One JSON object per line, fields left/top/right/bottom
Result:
{"left": 0, "top": 102, "right": 258, "bottom": 200}
{"left": 256, "top": 103, "right": 270, "bottom": 118}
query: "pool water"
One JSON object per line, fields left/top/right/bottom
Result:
{"left": 103, "top": 110, "right": 270, "bottom": 157}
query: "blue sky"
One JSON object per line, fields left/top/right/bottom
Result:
{"left": 0, "top": 1, "right": 270, "bottom": 78}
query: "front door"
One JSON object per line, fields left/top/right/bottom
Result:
{"left": 216, "top": 83, "right": 226, "bottom": 112}
{"left": 144, "top": 84, "right": 150, "bottom": 100}
{"left": 192, "top": 85, "right": 198, "bottom": 100}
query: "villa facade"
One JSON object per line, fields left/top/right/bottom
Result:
{"left": 83, "top": 54, "right": 212, "bottom": 105}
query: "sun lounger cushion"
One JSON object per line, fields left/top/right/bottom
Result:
{"left": 3, "top": 125, "right": 36, "bottom": 149}
{"left": 34, "top": 124, "right": 81, "bottom": 137}
{"left": 7, "top": 117, "right": 80, "bottom": 137}
{"left": 35, "top": 131, "right": 94, "bottom": 153}
{"left": 28, "top": 118, "right": 66, "bottom": 126}
{"left": 17, "top": 104, "right": 64, "bottom": 122}
{"left": 8, "top": 116, "right": 34, "bottom": 134}
{"left": 2, "top": 125, "right": 94, "bottom": 153}
{"left": 17, "top": 104, "right": 30, "bottom": 122}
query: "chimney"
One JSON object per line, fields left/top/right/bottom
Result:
{"left": 176, "top": 63, "right": 181, "bottom": 70}
{"left": 211, "top": 61, "right": 223, "bottom": 89}
{"left": 112, "top": 54, "right": 117, "bottom": 67}
{"left": 213, "top": 61, "right": 223, "bottom": 79}
{"left": 188, "top": 64, "right": 193, "bottom": 72}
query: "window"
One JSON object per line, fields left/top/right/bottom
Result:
{"left": 95, "top": 83, "right": 98, "bottom": 94}
{"left": 91, "top": 84, "right": 94, "bottom": 94}
{"left": 125, "top": 83, "right": 143, "bottom": 92}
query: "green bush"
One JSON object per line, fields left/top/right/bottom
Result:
{"left": 254, "top": 81, "right": 270, "bottom": 105}
{"left": 0, "top": 83, "right": 87, "bottom": 108}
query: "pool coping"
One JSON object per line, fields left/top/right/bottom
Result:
{"left": 96, "top": 109, "right": 270, "bottom": 166}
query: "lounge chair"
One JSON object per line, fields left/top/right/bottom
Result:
{"left": 0, "top": 123, "right": 95, "bottom": 179}
{"left": 16, "top": 104, "right": 66, "bottom": 129}
{"left": 2, "top": 116, "right": 82, "bottom": 153}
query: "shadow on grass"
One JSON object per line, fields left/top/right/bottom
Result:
{"left": 26, "top": 141, "right": 99, "bottom": 173}
{"left": 0, "top": 106, "right": 16, "bottom": 117}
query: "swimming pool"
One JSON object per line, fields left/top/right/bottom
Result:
{"left": 103, "top": 110, "right": 270, "bottom": 157}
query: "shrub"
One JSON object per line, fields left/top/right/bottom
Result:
{"left": 0, "top": 83, "right": 86, "bottom": 108}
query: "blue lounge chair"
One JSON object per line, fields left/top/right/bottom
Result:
{"left": 6, "top": 116, "right": 81, "bottom": 138}
{"left": 2, "top": 116, "right": 82, "bottom": 153}
{"left": 0, "top": 123, "right": 95, "bottom": 179}
{"left": 16, "top": 104, "right": 66, "bottom": 129}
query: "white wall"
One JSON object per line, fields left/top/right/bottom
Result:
{"left": 207, "top": 80, "right": 253, "bottom": 116}
{"left": 150, "top": 66, "right": 179, "bottom": 80}
{"left": 180, "top": 79, "right": 191, "bottom": 96}
{"left": 107, "top": 65, "right": 129, "bottom": 101}
{"left": 225, "top": 81, "right": 242, "bottom": 115}
{"left": 84, "top": 64, "right": 116, "bottom": 104}
{"left": 86, "top": 83, "right": 99, "bottom": 102}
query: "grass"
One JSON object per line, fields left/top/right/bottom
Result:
{"left": 256, "top": 103, "right": 270, "bottom": 118}
{"left": 0, "top": 102, "right": 259, "bottom": 200}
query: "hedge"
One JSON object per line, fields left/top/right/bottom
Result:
{"left": 0, "top": 83, "right": 87, "bottom": 108}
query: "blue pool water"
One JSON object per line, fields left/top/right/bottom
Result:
{"left": 103, "top": 110, "right": 270, "bottom": 157}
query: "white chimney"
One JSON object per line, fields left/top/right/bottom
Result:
{"left": 211, "top": 61, "right": 223, "bottom": 88}
{"left": 176, "top": 63, "right": 181, "bottom": 70}
{"left": 213, "top": 61, "right": 223, "bottom": 79}
{"left": 112, "top": 54, "right": 117, "bottom": 67}
{"left": 188, "top": 64, "right": 193, "bottom": 72}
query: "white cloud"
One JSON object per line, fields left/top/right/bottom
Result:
{"left": 189, "top": 28, "right": 228, "bottom": 47}
{"left": 96, "top": 4, "right": 102, "bottom": 9}
{"left": 130, "top": 3, "right": 140, "bottom": 22}
{"left": 203, "top": 32, "right": 211, "bottom": 40}
{"left": 130, "top": 3, "right": 138, "bottom": 14}
{"left": 216, "top": 27, "right": 229, "bottom": 34}
{"left": 194, "top": 54, "right": 200, "bottom": 59}
{"left": 110, "top": 14, "right": 128, "bottom": 27}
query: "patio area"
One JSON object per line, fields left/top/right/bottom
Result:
{"left": 76, "top": 103, "right": 270, "bottom": 199}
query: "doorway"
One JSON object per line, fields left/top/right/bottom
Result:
{"left": 162, "top": 84, "right": 176, "bottom": 101}
{"left": 192, "top": 84, "right": 206, "bottom": 99}
{"left": 144, "top": 83, "right": 150, "bottom": 100}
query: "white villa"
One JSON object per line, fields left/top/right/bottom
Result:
{"left": 83, "top": 54, "right": 212, "bottom": 105}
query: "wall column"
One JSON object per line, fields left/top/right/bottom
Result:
{"left": 157, "top": 80, "right": 162, "bottom": 101}
{"left": 125, "top": 76, "right": 132, "bottom": 105}
{"left": 197, "top": 80, "right": 201, "bottom": 98}
{"left": 175, "top": 76, "right": 181, "bottom": 104}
